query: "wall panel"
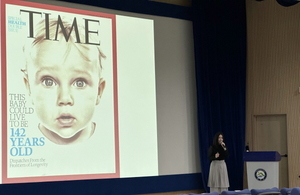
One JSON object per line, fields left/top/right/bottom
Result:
{"left": 246, "top": 0, "right": 300, "bottom": 187}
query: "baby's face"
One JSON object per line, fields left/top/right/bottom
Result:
{"left": 25, "top": 41, "right": 104, "bottom": 138}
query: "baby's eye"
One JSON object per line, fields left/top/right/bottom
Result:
{"left": 42, "top": 77, "right": 56, "bottom": 87}
{"left": 73, "top": 79, "right": 86, "bottom": 88}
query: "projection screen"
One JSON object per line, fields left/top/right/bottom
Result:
{"left": 0, "top": 0, "right": 158, "bottom": 184}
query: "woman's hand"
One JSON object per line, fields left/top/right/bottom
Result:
{"left": 215, "top": 152, "right": 219, "bottom": 158}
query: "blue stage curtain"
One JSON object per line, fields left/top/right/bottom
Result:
{"left": 192, "top": 0, "right": 247, "bottom": 191}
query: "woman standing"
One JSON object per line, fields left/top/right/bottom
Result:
{"left": 208, "top": 132, "right": 229, "bottom": 193}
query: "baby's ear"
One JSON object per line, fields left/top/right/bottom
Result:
{"left": 22, "top": 70, "right": 31, "bottom": 95}
{"left": 22, "top": 70, "right": 34, "bottom": 105}
{"left": 96, "top": 78, "right": 105, "bottom": 105}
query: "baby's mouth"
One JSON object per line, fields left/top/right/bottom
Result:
{"left": 57, "top": 115, "right": 75, "bottom": 127}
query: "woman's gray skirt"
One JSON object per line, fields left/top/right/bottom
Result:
{"left": 208, "top": 160, "right": 229, "bottom": 188}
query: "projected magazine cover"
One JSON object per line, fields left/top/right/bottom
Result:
{"left": 1, "top": 0, "right": 119, "bottom": 183}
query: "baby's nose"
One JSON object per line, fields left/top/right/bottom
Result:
{"left": 57, "top": 86, "right": 74, "bottom": 106}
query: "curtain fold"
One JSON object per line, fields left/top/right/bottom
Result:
{"left": 192, "top": 0, "right": 247, "bottom": 191}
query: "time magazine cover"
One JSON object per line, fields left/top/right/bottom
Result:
{"left": 1, "top": 0, "right": 119, "bottom": 183}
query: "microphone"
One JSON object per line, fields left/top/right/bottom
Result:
{"left": 245, "top": 144, "right": 250, "bottom": 152}
{"left": 220, "top": 141, "right": 226, "bottom": 150}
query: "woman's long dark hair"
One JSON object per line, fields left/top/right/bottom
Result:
{"left": 212, "top": 132, "right": 224, "bottom": 146}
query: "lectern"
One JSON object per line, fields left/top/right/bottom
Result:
{"left": 243, "top": 151, "right": 281, "bottom": 189}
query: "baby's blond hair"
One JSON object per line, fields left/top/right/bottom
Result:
{"left": 22, "top": 16, "right": 105, "bottom": 76}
